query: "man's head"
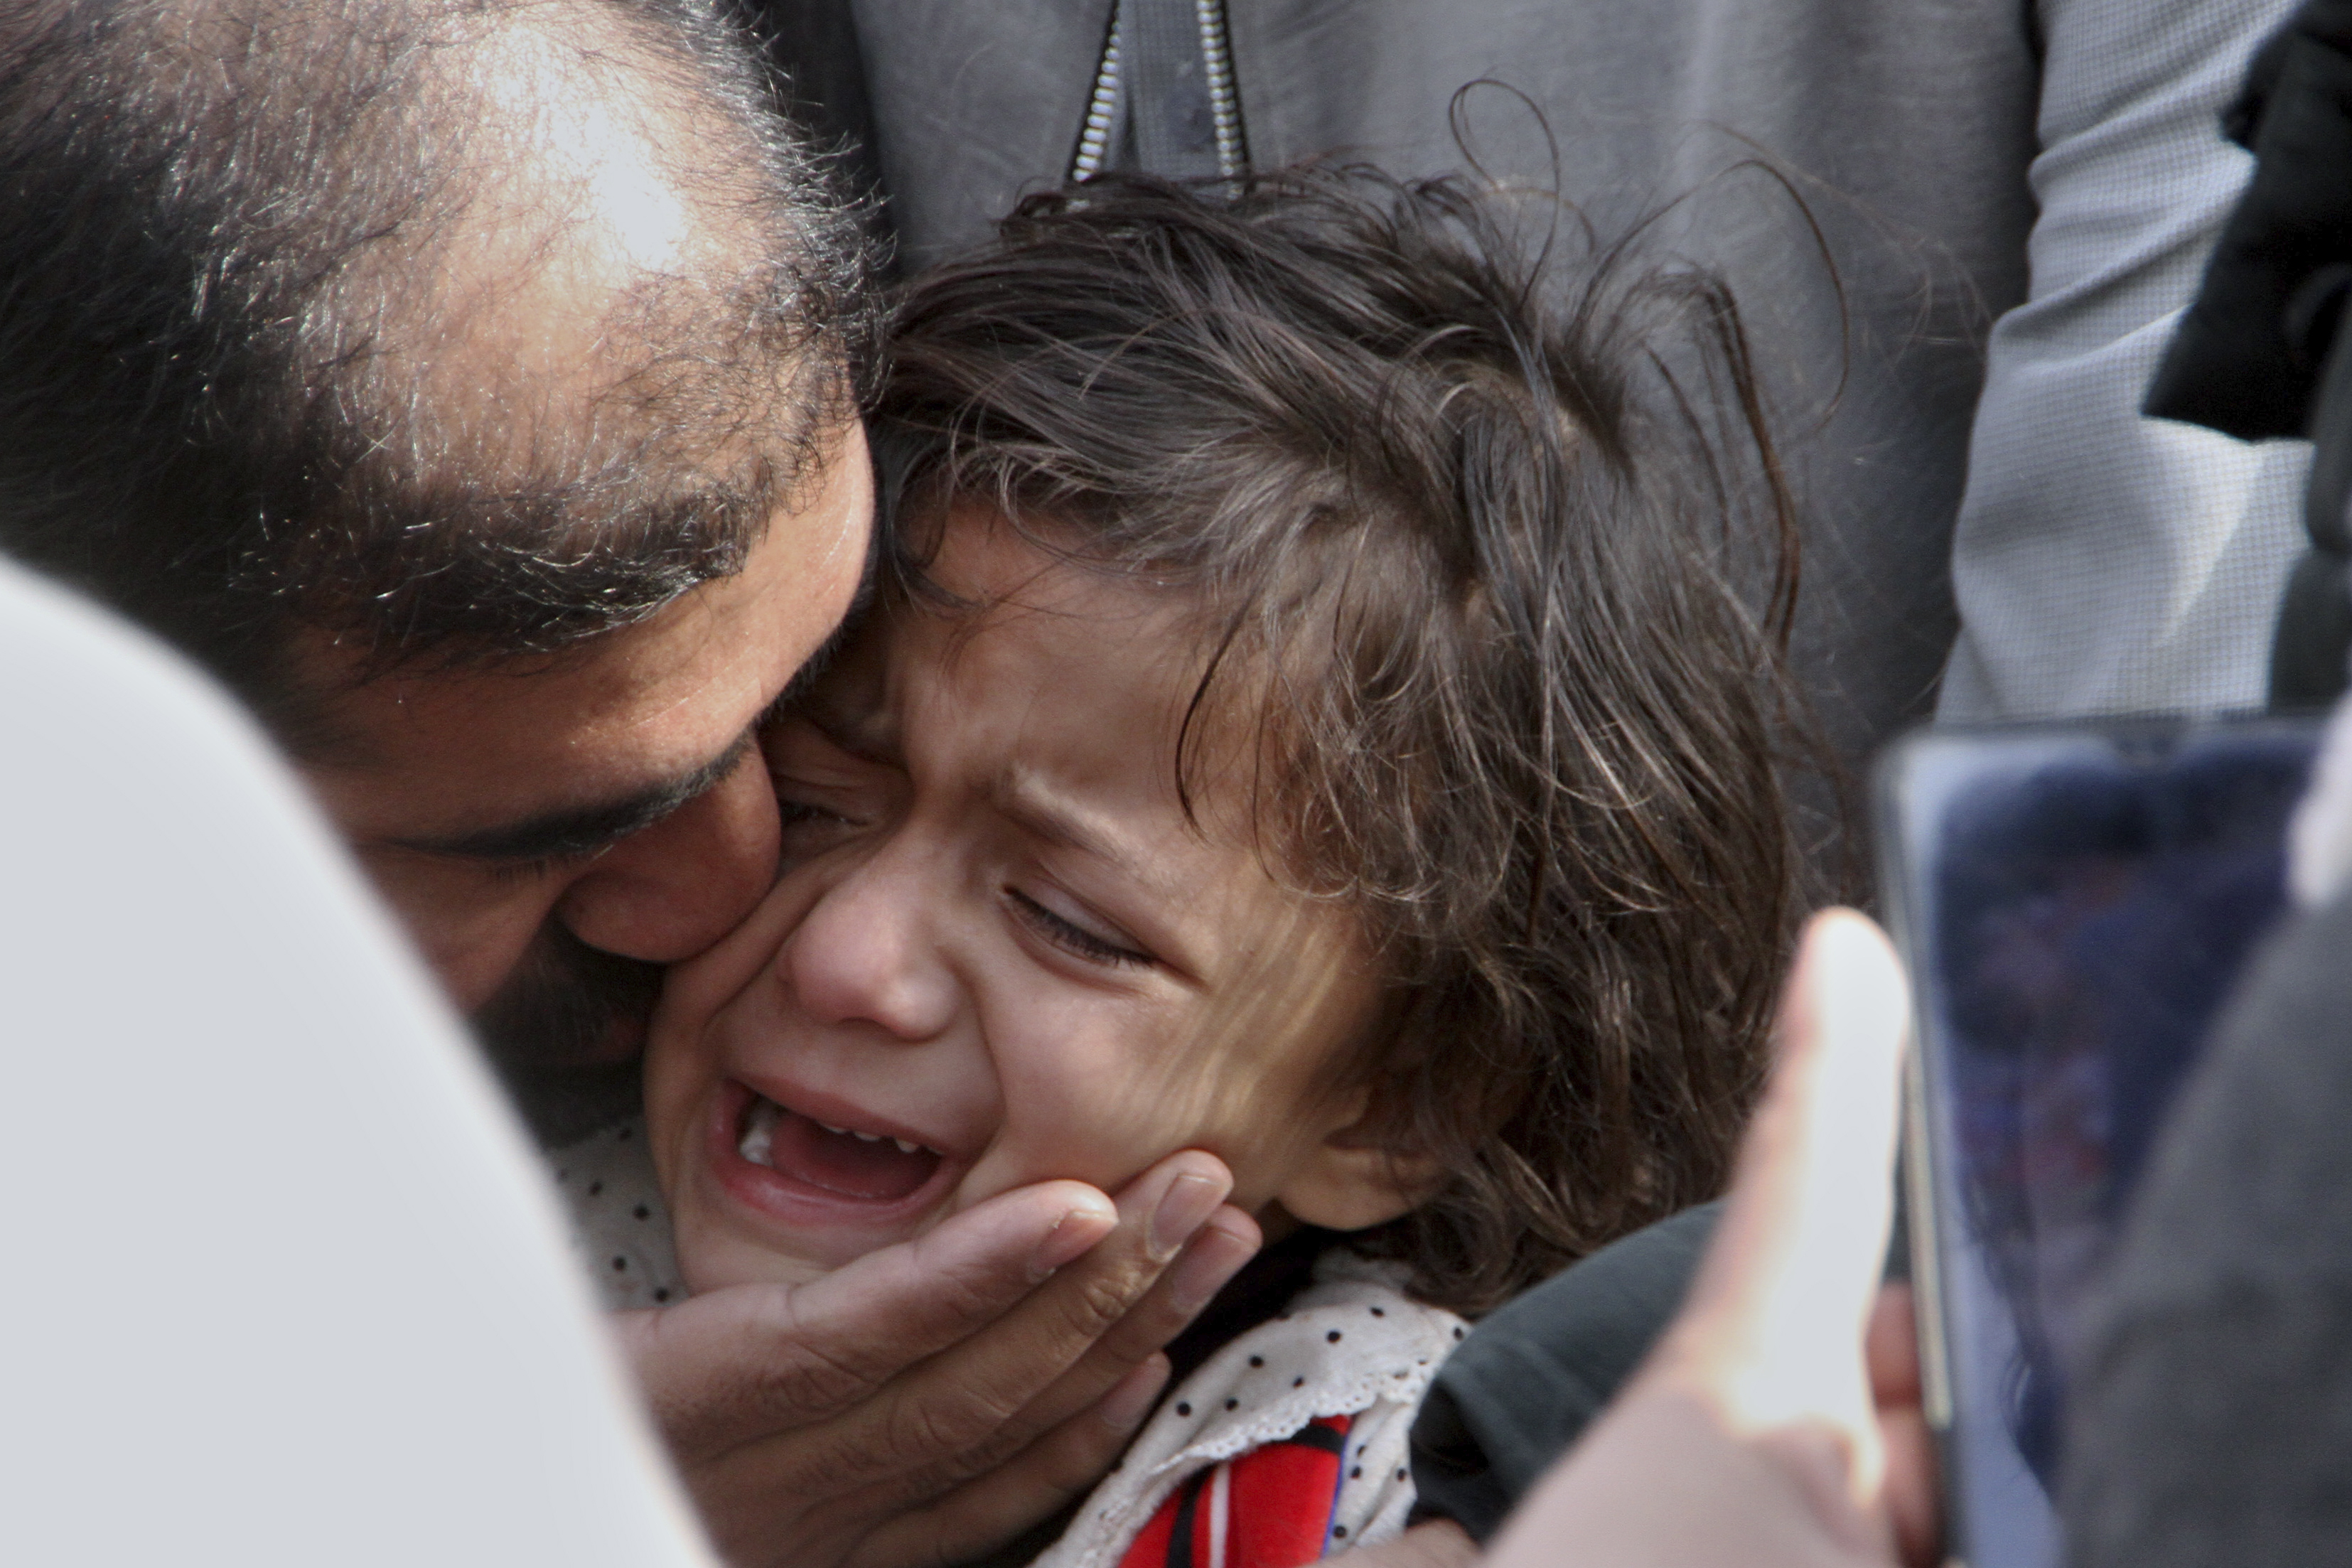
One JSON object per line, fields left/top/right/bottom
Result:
{"left": 0, "top": 0, "right": 879, "bottom": 1103}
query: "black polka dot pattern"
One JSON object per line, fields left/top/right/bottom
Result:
{"left": 1023, "top": 1258, "right": 1470, "bottom": 1566}
{"left": 552, "top": 1115, "right": 682, "bottom": 1311}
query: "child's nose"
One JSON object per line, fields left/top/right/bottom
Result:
{"left": 781, "top": 849, "right": 958, "bottom": 1042}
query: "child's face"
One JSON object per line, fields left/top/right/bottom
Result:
{"left": 646, "top": 512, "right": 1417, "bottom": 1291}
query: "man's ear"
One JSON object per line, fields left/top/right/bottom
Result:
{"left": 1274, "top": 1088, "right": 1450, "bottom": 1233}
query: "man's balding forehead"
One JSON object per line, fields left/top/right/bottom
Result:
{"left": 0, "top": 0, "right": 878, "bottom": 731}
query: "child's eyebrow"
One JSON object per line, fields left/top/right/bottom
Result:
{"left": 994, "top": 768, "right": 1174, "bottom": 897}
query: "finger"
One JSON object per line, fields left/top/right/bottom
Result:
{"left": 970, "top": 1207, "right": 1259, "bottom": 1456}
{"left": 613, "top": 1177, "right": 1119, "bottom": 1455}
{"left": 1877, "top": 1405, "right": 1940, "bottom": 1568}
{"left": 1491, "top": 1389, "right": 1895, "bottom": 1568}
{"left": 800, "top": 1151, "right": 1240, "bottom": 1495}
{"left": 1326, "top": 1520, "right": 1479, "bottom": 1568}
{"left": 844, "top": 1355, "right": 1174, "bottom": 1568}
{"left": 1656, "top": 908, "right": 1911, "bottom": 1492}
{"left": 1865, "top": 1285, "right": 1938, "bottom": 1568}
{"left": 1864, "top": 1284, "right": 1922, "bottom": 1407}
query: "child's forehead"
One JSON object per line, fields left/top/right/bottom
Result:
{"left": 885, "top": 507, "right": 1205, "bottom": 664}
{"left": 822, "top": 510, "right": 1289, "bottom": 833}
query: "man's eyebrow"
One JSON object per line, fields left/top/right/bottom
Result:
{"left": 392, "top": 731, "right": 756, "bottom": 864}
{"left": 761, "top": 542, "right": 877, "bottom": 728}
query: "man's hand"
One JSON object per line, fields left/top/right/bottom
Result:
{"left": 1488, "top": 909, "right": 1940, "bottom": 1568}
{"left": 1333, "top": 1520, "right": 1478, "bottom": 1568}
{"left": 611, "top": 1149, "right": 1258, "bottom": 1568}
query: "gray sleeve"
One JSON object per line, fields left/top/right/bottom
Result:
{"left": 1940, "top": 0, "right": 2308, "bottom": 722}
{"left": 2063, "top": 888, "right": 2352, "bottom": 1567}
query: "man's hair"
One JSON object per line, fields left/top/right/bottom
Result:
{"left": 0, "top": 0, "right": 878, "bottom": 741}
{"left": 881, "top": 168, "right": 1813, "bottom": 1314}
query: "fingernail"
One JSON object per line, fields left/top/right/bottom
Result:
{"left": 1097, "top": 1355, "right": 1171, "bottom": 1432}
{"left": 1032, "top": 1199, "right": 1116, "bottom": 1278}
{"left": 1149, "top": 1171, "right": 1225, "bottom": 1260}
{"left": 1166, "top": 1228, "right": 1254, "bottom": 1314}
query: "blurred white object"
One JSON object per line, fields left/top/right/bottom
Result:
{"left": 0, "top": 559, "right": 715, "bottom": 1566}
{"left": 2290, "top": 694, "right": 2352, "bottom": 909}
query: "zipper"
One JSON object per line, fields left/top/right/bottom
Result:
{"left": 1070, "top": 6, "right": 1125, "bottom": 183}
{"left": 1069, "top": 0, "right": 1247, "bottom": 185}
{"left": 1193, "top": 0, "right": 1246, "bottom": 182}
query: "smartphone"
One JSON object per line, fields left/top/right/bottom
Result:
{"left": 1875, "top": 715, "right": 2321, "bottom": 1568}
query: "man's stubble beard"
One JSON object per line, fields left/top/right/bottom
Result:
{"left": 472, "top": 923, "right": 665, "bottom": 1148}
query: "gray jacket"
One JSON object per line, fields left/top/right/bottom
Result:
{"left": 766, "top": 0, "right": 2304, "bottom": 786}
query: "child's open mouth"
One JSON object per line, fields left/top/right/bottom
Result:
{"left": 728, "top": 1084, "right": 947, "bottom": 1204}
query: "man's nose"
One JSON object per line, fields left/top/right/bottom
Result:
{"left": 781, "top": 846, "right": 957, "bottom": 1042}
{"left": 557, "top": 750, "right": 780, "bottom": 965}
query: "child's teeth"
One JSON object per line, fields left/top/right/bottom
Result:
{"left": 820, "top": 1123, "right": 849, "bottom": 1135}
{"left": 852, "top": 1130, "right": 883, "bottom": 1143}
{"left": 739, "top": 1098, "right": 778, "bottom": 1164}
{"left": 892, "top": 1138, "right": 920, "bottom": 1154}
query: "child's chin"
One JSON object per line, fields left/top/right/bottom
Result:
{"left": 673, "top": 1223, "right": 847, "bottom": 1295}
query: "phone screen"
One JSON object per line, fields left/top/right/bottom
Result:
{"left": 1876, "top": 717, "right": 2319, "bottom": 1568}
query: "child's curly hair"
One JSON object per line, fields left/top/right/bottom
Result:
{"left": 877, "top": 166, "right": 1815, "bottom": 1315}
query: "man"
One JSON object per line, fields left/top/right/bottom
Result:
{"left": 0, "top": 4, "right": 1256, "bottom": 1564}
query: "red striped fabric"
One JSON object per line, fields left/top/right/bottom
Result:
{"left": 1115, "top": 1414, "right": 1354, "bottom": 1568}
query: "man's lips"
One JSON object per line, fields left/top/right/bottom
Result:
{"left": 708, "top": 1080, "right": 965, "bottom": 1229}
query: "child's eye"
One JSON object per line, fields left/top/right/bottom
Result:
{"left": 778, "top": 798, "right": 849, "bottom": 829}
{"left": 1006, "top": 888, "right": 1154, "bottom": 969}
{"left": 775, "top": 796, "right": 863, "bottom": 864}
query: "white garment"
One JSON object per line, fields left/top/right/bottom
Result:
{"left": 1940, "top": 0, "right": 2308, "bottom": 722}
{"left": 1029, "top": 1252, "right": 1464, "bottom": 1568}
{"left": 2289, "top": 698, "right": 2352, "bottom": 909}
{"left": 0, "top": 560, "right": 716, "bottom": 1566}
{"left": 559, "top": 1115, "right": 686, "bottom": 1309}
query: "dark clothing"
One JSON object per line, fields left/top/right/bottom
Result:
{"left": 2063, "top": 887, "right": 2352, "bottom": 1565}
{"left": 1408, "top": 1203, "right": 1721, "bottom": 1542}
{"left": 2147, "top": 0, "right": 2352, "bottom": 444}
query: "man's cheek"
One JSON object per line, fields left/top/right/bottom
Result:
{"left": 474, "top": 923, "right": 665, "bottom": 1071}
{"left": 355, "top": 851, "right": 549, "bottom": 1011}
